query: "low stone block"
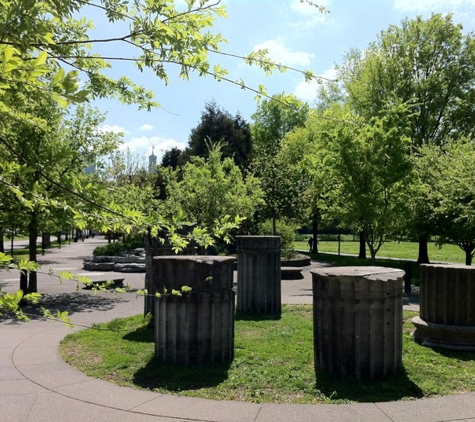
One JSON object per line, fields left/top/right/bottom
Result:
{"left": 114, "top": 263, "right": 146, "bottom": 272}
{"left": 92, "top": 256, "right": 114, "bottom": 263}
{"left": 83, "top": 262, "right": 115, "bottom": 271}
{"left": 113, "top": 256, "right": 139, "bottom": 263}
{"left": 281, "top": 267, "right": 303, "bottom": 279}
{"left": 281, "top": 254, "right": 311, "bottom": 267}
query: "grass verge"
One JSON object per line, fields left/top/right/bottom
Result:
{"left": 60, "top": 306, "right": 475, "bottom": 404}
{"left": 293, "top": 240, "right": 466, "bottom": 264}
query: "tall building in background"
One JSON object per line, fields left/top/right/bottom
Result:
{"left": 149, "top": 146, "right": 157, "bottom": 173}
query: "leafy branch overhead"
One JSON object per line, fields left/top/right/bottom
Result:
{"left": 0, "top": 0, "right": 324, "bottom": 110}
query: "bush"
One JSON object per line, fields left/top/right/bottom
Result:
{"left": 93, "top": 242, "right": 125, "bottom": 256}
{"left": 258, "top": 219, "right": 297, "bottom": 250}
{"left": 92, "top": 237, "right": 144, "bottom": 256}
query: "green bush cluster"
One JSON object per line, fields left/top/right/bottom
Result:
{"left": 92, "top": 237, "right": 144, "bottom": 256}
{"left": 258, "top": 219, "right": 297, "bottom": 250}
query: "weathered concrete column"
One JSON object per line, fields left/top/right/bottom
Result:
{"left": 153, "top": 256, "right": 235, "bottom": 365}
{"left": 412, "top": 263, "right": 475, "bottom": 350}
{"left": 144, "top": 235, "right": 195, "bottom": 317}
{"left": 236, "top": 236, "right": 281, "bottom": 316}
{"left": 312, "top": 266, "right": 404, "bottom": 380}
{"left": 144, "top": 236, "right": 174, "bottom": 317}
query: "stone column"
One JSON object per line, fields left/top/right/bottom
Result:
{"left": 144, "top": 236, "right": 174, "bottom": 317}
{"left": 236, "top": 236, "right": 281, "bottom": 316}
{"left": 153, "top": 256, "right": 235, "bottom": 365}
{"left": 412, "top": 263, "right": 475, "bottom": 350}
{"left": 144, "top": 235, "right": 195, "bottom": 317}
{"left": 312, "top": 266, "right": 404, "bottom": 380}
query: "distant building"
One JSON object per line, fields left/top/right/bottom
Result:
{"left": 149, "top": 147, "right": 157, "bottom": 173}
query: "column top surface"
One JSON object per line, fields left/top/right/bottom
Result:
{"left": 153, "top": 255, "right": 235, "bottom": 263}
{"left": 311, "top": 266, "right": 404, "bottom": 281}
{"left": 420, "top": 263, "right": 475, "bottom": 269}
{"left": 235, "top": 235, "right": 280, "bottom": 251}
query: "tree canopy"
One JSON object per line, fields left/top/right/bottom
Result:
{"left": 251, "top": 93, "right": 310, "bottom": 233}
{"left": 181, "top": 101, "right": 252, "bottom": 170}
{"left": 321, "top": 13, "right": 475, "bottom": 263}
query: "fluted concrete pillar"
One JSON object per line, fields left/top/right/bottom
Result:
{"left": 236, "top": 236, "right": 281, "bottom": 316}
{"left": 153, "top": 256, "right": 235, "bottom": 365}
{"left": 144, "top": 236, "right": 173, "bottom": 317}
{"left": 412, "top": 263, "right": 475, "bottom": 350}
{"left": 312, "top": 266, "right": 404, "bottom": 380}
{"left": 144, "top": 236, "right": 195, "bottom": 317}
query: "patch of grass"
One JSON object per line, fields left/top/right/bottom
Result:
{"left": 293, "top": 240, "right": 466, "bottom": 264}
{"left": 60, "top": 306, "right": 475, "bottom": 404}
{"left": 3, "top": 240, "right": 66, "bottom": 257}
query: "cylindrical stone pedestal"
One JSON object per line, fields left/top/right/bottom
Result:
{"left": 236, "top": 236, "right": 281, "bottom": 316}
{"left": 153, "top": 256, "right": 235, "bottom": 365}
{"left": 144, "top": 236, "right": 173, "bottom": 317}
{"left": 312, "top": 266, "right": 404, "bottom": 380}
{"left": 412, "top": 263, "right": 475, "bottom": 350}
{"left": 144, "top": 235, "right": 195, "bottom": 317}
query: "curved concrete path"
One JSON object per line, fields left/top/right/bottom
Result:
{"left": 1, "top": 238, "right": 474, "bottom": 422}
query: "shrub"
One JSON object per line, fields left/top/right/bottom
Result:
{"left": 92, "top": 237, "right": 144, "bottom": 256}
{"left": 258, "top": 219, "right": 297, "bottom": 250}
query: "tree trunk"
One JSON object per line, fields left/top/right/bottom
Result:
{"left": 0, "top": 226, "right": 4, "bottom": 253}
{"left": 311, "top": 215, "right": 319, "bottom": 253}
{"left": 417, "top": 235, "right": 430, "bottom": 264}
{"left": 369, "top": 246, "right": 377, "bottom": 265}
{"left": 358, "top": 231, "right": 366, "bottom": 259}
{"left": 42, "top": 232, "right": 51, "bottom": 248}
{"left": 27, "top": 214, "right": 38, "bottom": 293}
{"left": 463, "top": 245, "right": 474, "bottom": 266}
{"left": 20, "top": 272, "right": 28, "bottom": 295}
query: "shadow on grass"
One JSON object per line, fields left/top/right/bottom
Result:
{"left": 133, "top": 358, "right": 231, "bottom": 391}
{"left": 235, "top": 311, "right": 281, "bottom": 322}
{"left": 123, "top": 325, "right": 232, "bottom": 391}
{"left": 429, "top": 346, "right": 475, "bottom": 362}
{"left": 315, "top": 367, "right": 424, "bottom": 402}
{"left": 123, "top": 324, "right": 154, "bottom": 343}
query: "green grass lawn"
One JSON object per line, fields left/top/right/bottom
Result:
{"left": 3, "top": 240, "right": 66, "bottom": 257}
{"left": 294, "top": 239, "right": 466, "bottom": 264}
{"left": 60, "top": 306, "right": 475, "bottom": 404}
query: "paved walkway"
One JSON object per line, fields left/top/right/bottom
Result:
{"left": 1, "top": 238, "right": 474, "bottom": 422}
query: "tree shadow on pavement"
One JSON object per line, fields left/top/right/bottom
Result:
{"left": 24, "top": 292, "right": 127, "bottom": 317}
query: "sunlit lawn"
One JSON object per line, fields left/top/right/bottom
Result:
{"left": 60, "top": 306, "right": 475, "bottom": 404}
{"left": 293, "top": 239, "right": 466, "bottom": 264}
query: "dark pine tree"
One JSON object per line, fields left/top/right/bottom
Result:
{"left": 184, "top": 101, "right": 252, "bottom": 171}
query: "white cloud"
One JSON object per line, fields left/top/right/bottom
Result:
{"left": 294, "top": 67, "right": 337, "bottom": 101}
{"left": 253, "top": 40, "right": 314, "bottom": 67}
{"left": 393, "top": 0, "right": 474, "bottom": 11}
{"left": 139, "top": 124, "right": 154, "bottom": 131}
{"left": 121, "top": 135, "right": 187, "bottom": 156}
{"left": 96, "top": 124, "right": 127, "bottom": 134}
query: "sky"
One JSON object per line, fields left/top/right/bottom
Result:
{"left": 88, "top": 0, "right": 475, "bottom": 163}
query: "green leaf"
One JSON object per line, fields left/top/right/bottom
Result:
{"left": 35, "top": 51, "right": 48, "bottom": 66}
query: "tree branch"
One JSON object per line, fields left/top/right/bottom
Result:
{"left": 0, "top": 134, "right": 129, "bottom": 219}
